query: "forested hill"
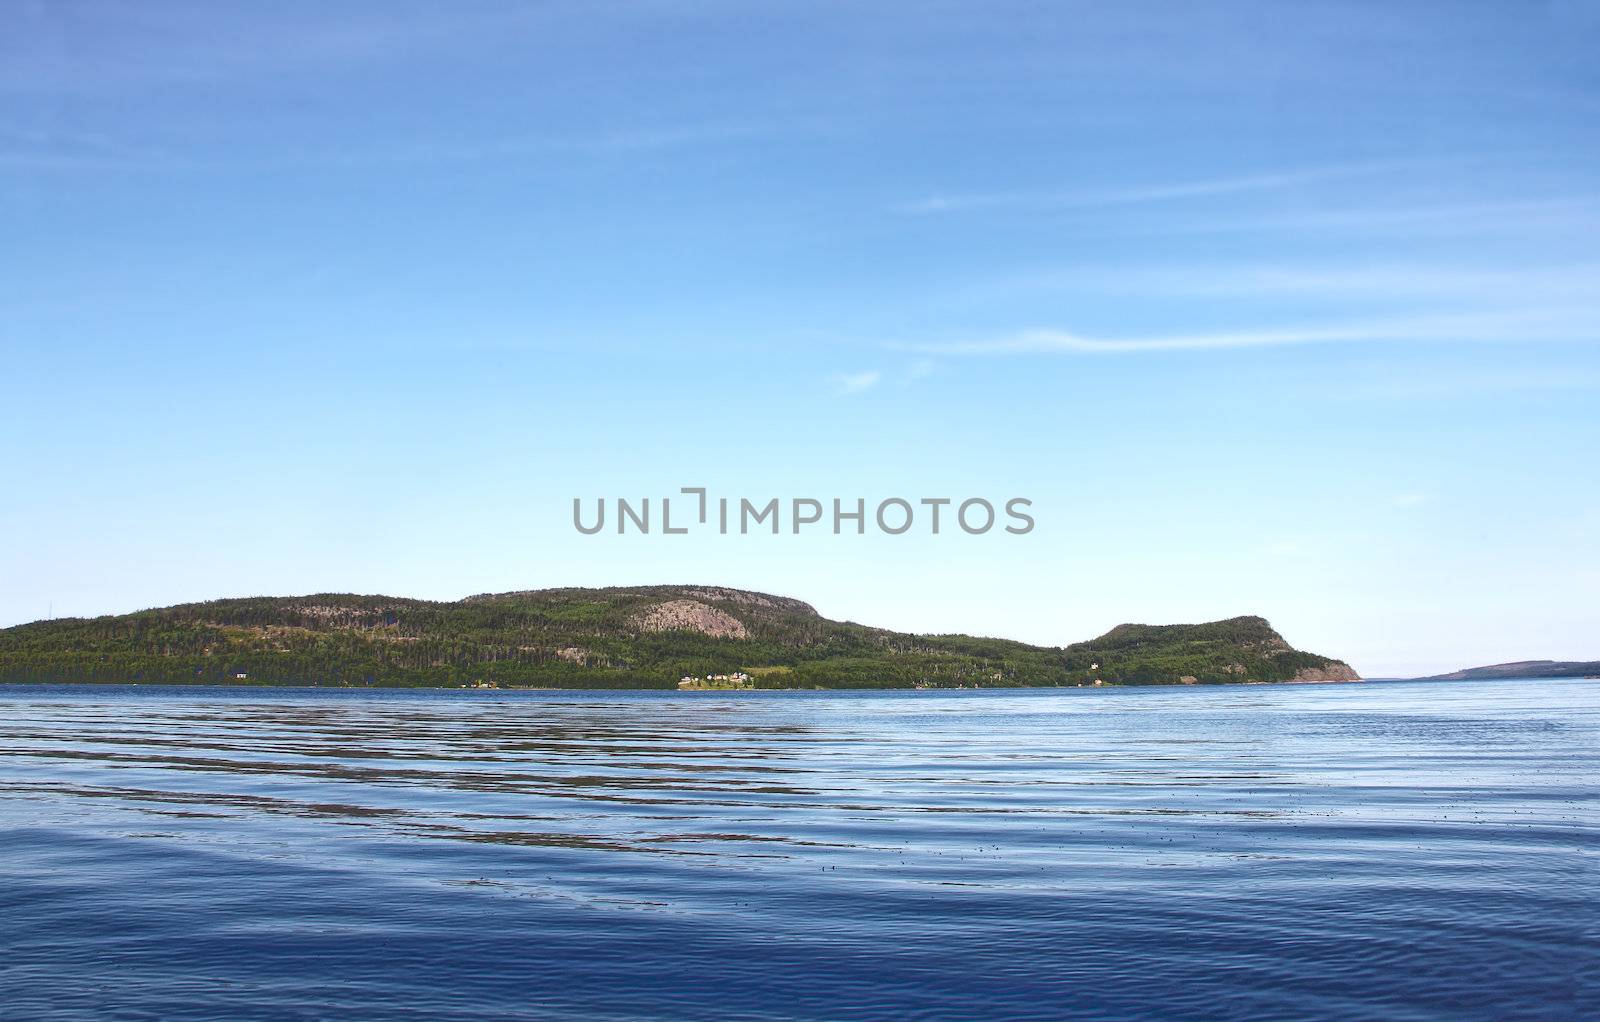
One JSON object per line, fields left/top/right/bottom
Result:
{"left": 0, "top": 586, "right": 1359, "bottom": 689}
{"left": 1416, "top": 660, "right": 1600, "bottom": 681}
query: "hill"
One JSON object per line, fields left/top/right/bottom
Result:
{"left": 1416, "top": 660, "right": 1600, "bottom": 681}
{"left": 0, "top": 586, "right": 1359, "bottom": 689}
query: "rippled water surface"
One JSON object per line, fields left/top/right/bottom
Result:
{"left": 1, "top": 680, "right": 1594, "bottom": 1020}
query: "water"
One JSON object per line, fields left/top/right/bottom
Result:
{"left": 0, "top": 680, "right": 1593, "bottom": 1021}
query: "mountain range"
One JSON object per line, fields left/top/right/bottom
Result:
{"left": 0, "top": 585, "right": 1360, "bottom": 689}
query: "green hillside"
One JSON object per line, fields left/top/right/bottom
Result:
{"left": 0, "top": 586, "right": 1359, "bottom": 689}
{"left": 1417, "top": 660, "right": 1600, "bottom": 681}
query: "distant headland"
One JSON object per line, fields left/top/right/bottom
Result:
{"left": 0, "top": 586, "right": 1360, "bottom": 690}
{"left": 1413, "top": 660, "right": 1600, "bottom": 681}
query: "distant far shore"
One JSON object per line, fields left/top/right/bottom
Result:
{"left": 0, "top": 585, "right": 1365, "bottom": 691}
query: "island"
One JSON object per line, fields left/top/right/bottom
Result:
{"left": 0, "top": 585, "right": 1360, "bottom": 689}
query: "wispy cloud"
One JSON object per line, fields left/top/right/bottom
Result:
{"left": 0, "top": 120, "right": 787, "bottom": 174}
{"left": 1167, "top": 196, "right": 1600, "bottom": 239}
{"left": 960, "top": 261, "right": 1600, "bottom": 304}
{"left": 831, "top": 370, "right": 882, "bottom": 395}
{"left": 1192, "top": 263, "right": 1600, "bottom": 300}
{"left": 899, "top": 184, "right": 1600, "bottom": 248}
{"left": 898, "top": 161, "right": 1407, "bottom": 215}
{"left": 907, "top": 310, "right": 1600, "bottom": 356}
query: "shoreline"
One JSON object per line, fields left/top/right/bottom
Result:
{"left": 38, "top": 677, "right": 1599, "bottom": 695}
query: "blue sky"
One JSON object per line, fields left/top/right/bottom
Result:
{"left": 3, "top": 1, "right": 1597, "bottom": 676}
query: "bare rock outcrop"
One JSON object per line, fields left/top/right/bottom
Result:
{"left": 635, "top": 600, "right": 748, "bottom": 639}
{"left": 1291, "top": 663, "right": 1362, "bottom": 683}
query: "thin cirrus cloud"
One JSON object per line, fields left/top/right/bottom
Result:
{"left": 1208, "top": 263, "right": 1600, "bottom": 300}
{"left": 1103, "top": 196, "right": 1600, "bottom": 241}
{"left": 962, "top": 261, "right": 1600, "bottom": 304}
{"left": 831, "top": 370, "right": 882, "bottom": 395}
{"left": 0, "top": 120, "right": 787, "bottom": 173}
{"left": 907, "top": 309, "right": 1600, "bottom": 356}
{"left": 896, "top": 161, "right": 1413, "bottom": 215}
{"left": 901, "top": 180, "right": 1600, "bottom": 246}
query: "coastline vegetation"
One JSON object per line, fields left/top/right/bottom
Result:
{"left": 0, "top": 586, "right": 1353, "bottom": 689}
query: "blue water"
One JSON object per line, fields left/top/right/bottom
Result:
{"left": 0, "top": 680, "right": 1593, "bottom": 1021}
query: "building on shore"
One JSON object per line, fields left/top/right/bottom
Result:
{"left": 678, "top": 671, "right": 753, "bottom": 690}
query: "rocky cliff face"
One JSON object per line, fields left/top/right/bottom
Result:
{"left": 634, "top": 599, "right": 749, "bottom": 639}
{"left": 1290, "top": 664, "right": 1362, "bottom": 683}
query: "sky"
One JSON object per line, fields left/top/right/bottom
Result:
{"left": 3, "top": 1, "right": 1598, "bottom": 677}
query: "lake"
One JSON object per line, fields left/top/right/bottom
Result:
{"left": 0, "top": 680, "right": 1593, "bottom": 1020}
